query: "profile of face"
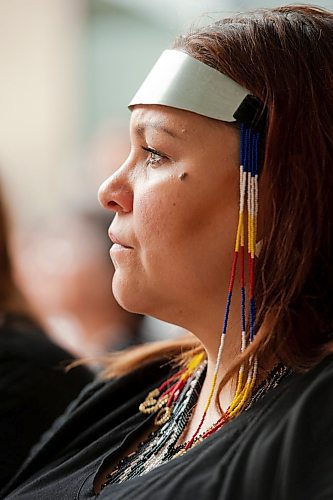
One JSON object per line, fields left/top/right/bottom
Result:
{"left": 98, "top": 105, "right": 240, "bottom": 333}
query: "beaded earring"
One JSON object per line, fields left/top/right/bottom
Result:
{"left": 184, "top": 123, "right": 261, "bottom": 449}
{"left": 139, "top": 123, "right": 261, "bottom": 448}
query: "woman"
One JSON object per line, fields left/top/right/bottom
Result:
{"left": 2, "top": 5, "right": 333, "bottom": 499}
{"left": 0, "top": 183, "right": 94, "bottom": 488}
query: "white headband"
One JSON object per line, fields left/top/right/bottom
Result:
{"left": 128, "top": 49, "right": 250, "bottom": 122}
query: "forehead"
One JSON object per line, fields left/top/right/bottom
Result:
{"left": 130, "top": 104, "right": 222, "bottom": 140}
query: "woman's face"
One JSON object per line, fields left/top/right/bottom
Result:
{"left": 98, "top": 105, "right": 240, "bottom": 332}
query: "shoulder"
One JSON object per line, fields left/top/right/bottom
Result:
{"left": 269, "top": 355, "right": 333, "bottom": 498}
{"left": 258, "top": 354, "right": 333, "bottom": 436}
{"left": 287, "top": 353, "right": 333, "bottom": 405}
{"left": 248, "top": 354, "right": 333, "bottom": 459}
{"left": 287, "top": 354, "right": 333, "bottom": 433}
{"left": 202, "top": 356, "right": 333, "bottom": 499}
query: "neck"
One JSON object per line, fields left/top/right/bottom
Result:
{"left": 179, "top": 284, "right": 277, "bottom": 444}
{"left": 194, "top": 281, "right": 245, "bottom": 375}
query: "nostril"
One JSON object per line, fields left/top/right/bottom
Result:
{"left": 98, "top": 180, "right": 133, "bottom": 214}
{"left": 107, "top": 200, "right": 120, "bottom": 211}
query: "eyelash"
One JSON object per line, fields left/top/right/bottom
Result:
{"left": 142, "top": 147, "right": 166, "bottom": 168}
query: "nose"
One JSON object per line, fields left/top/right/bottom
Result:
{"left": 98, "top": 165, "right": 133, "bottom": 214}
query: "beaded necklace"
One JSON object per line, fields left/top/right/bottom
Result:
{"left": 100, "top": 360, "right": 291, "bottom": 491}
{"left": 100, "top": 358, "right": 207, "bottom": 490}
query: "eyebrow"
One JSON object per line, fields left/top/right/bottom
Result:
{"left": 135, "top": 120, "right": 184, "bottom": 140}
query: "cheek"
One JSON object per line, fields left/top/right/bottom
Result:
{"left": 133, "top": 160, "right": 239, "bottom": 268}
{"left": 135, "top": 182, "right": 182, "bottom": 242}
{"left": 137, "top": 169, "right": 238, "bottom": 241}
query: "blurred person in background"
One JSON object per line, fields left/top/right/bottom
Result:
{"left": 15, "top": 209, "right": 145, "bottom": 360}
{"left": 0, "top": 180, "right": 94, "bottom": 489}
{"left": 3, "top": 5, "right": 333, "bottom": 500}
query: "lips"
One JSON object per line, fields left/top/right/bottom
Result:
{"left": 108, "top": 231, "right": 133, "bottom": 249}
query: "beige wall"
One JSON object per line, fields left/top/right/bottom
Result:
{"left": 0, "top": 0, "right": 85, "bottom": 224}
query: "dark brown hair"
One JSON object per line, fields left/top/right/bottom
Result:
{"left": 101, "top": 5, "right": 333, "bottom": 379}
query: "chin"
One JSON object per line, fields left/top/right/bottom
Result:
{"left": 112, "top": 273, "right": 171, "bottom": 320}
{"left": 112, "top": 276, "right": 146, "bottom": 315}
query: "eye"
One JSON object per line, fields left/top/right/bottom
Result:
{"left": 142, "top": 146, "right": 166, "bottom": 168}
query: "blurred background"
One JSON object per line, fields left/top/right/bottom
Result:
{"left": 0, "top": 0, "right": 332, "bottom": 357}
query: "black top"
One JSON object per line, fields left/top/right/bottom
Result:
{"left": 0, "top": 315, "right": 94, "bottom": 489}
{"left": 2, "top": 353, "right": 333, "bottom": 500}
